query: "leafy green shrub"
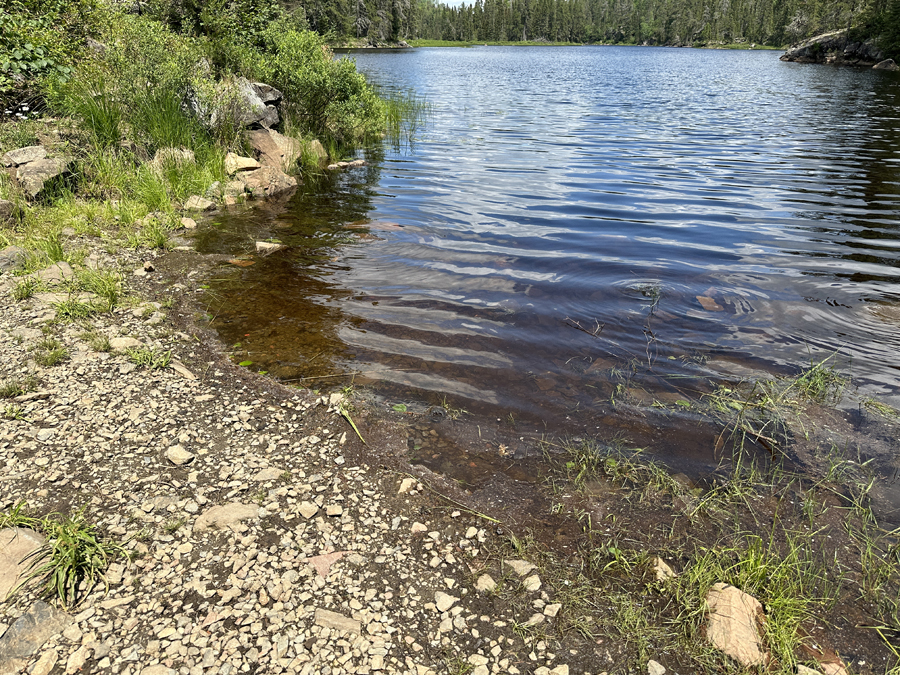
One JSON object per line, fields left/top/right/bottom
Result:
{"left": 255, "top": 29, "right": 386, "bottom": 143}
{"left": 0, "top": 0, "right": 102, "bottom": 98}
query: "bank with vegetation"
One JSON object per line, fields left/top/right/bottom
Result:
{"left": 0, "top": 0, "right": 393, "bottom": 243}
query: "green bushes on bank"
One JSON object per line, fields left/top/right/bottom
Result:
{"left": 3, "top": 0, "right": 387, "bottom": 146}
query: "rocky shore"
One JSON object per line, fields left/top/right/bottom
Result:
{"left": 0, "top": 235, "right": 589, "bottom": 675}
{"left": 779, "top": 28, "right": 897, "bottom": 67}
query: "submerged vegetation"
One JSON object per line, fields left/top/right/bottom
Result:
{"left": 520, "top": 378, "right": 900, "bottom": 672}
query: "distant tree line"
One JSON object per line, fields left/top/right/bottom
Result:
{"left": 148, "top": 0, "right": 898, "bottom": 53}
{"left": 413, "top": 0, "right": 891, "bottom": 47}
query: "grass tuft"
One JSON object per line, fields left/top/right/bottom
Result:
{"left": 11, "top": 278, "right": 38, "bottom": 302}
{"left": 19, "top": 508, "right": 128, "bottom": 609}
{"left": 0, "top": 376, "right": 38, "bottom": 399}
{"left": 33, "top": 338, "right": 69, "bottom": 367}
{"left": 126, "top": 346, "right": 171, "bottom": 369}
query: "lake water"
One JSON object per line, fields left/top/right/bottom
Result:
{"left": 199, "top": 46, "right": 900, "bottom": 468}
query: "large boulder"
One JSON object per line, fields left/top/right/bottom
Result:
{"left": 2, "top": 146, "right": 46, "bottom": 167}
{"left": 247, "top": 129, "right": 301, "bottom": 171}
{"left": 251, "top": 82, "right": 283, "bottom": 105}
{"left": 781, "top": 29, "right": 883, "bottom": 66}
{"left": 235, "top": 77, "right": 279, "bottom": 129}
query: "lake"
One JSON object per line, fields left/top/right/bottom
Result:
{"left": 198, "top": 46, "right": 900, "bottom": 474}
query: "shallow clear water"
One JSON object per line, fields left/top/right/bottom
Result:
{"left": 200, "top": 47, "right": 900, "bottom": 445}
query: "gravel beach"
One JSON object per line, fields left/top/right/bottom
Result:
{"left": 0, "top": 238, "right": 580, "bottom": 675}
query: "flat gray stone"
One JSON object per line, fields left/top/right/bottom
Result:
{"left": 165, "top": 445, "right": 194, "bottom": 466}
{"left": 109, "top": 337, "right": 142, "bottom": 351}
{"left": 0, "top": 199, "right": 13, "bottom": 222}
{"left": 252, "top": 467, "right": 282, "bottom": 481}
{"left": 3, "top": 145, "right": 46, "bottom": 167}
{"left": 314, "top": 608, "right": 360, "bottom": 634}
{"left": 504, "top": 559, "right": 535, "bottom": 576}
{"left": 298, "top": 502, "right": 318, "bottom": 520}
{"left": 0, "top": 528, "right": 45, "bottom": 599}
{"left": 706, "top": 582, "right": 767, "bottom": 666}
{"left": 184, "top": 195, "right": 215, "bottom": 211}
{"left": 653, "top": 556, "right": 676, "bottom": 581}
{"left": 475, "top": 574, "right": 496, "bottom": 592}
{"left": 0, "top": 246, "right": 26, "bottom": 273}
{"left": 434, "top": 591, "right": 458, "bottom": 612}
{"left": 16, "top": 157, "right": 72, "bottom": 198}
{"left": 140, "top": 666, "right": 177, "bottom": 675}
{"left": 9, "top": 327, "right": 41, "bottom": 341}
{"left": 0, "top": 600, "right": 71, "bottom": 666}
{"left": 193, "top": 503, "right": 260, "bottom": 532}
{"left": 224, "top": 152, "right": 260, "bottom": 175}
{"left": 30, "top": 261, "right": 74, "bottom": 285}
{"left": 523, "top": 574, "right": 541, "bottom": 592}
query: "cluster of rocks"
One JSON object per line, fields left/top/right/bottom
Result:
{"left": 780, "top": 29, "right": 896, "bottom": 68}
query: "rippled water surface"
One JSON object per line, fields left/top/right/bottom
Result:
{"left": 198, "top": 47, "right": 900, "bottom": 459}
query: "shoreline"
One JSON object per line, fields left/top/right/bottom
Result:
{"left": 0, "top": 198, "right": 898, "bottom": 673}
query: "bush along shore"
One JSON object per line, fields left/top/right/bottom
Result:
{"left": 1, "top": 4, "right": 899, "bottom": 675}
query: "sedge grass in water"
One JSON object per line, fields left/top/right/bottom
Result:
{"left": 380, "top": 89, "right": 432, "bottom": 152}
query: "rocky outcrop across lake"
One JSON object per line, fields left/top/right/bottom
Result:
{"left": 780, "top": 29, "right": 884, "bottom": 66}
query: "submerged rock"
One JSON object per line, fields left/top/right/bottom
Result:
{"left": 256, "top": 241, "right": 287, "bottom": 256}
{"left": 239, "top": 166, "right": 297, "bottom": 200}
{"left": 873, "top": 58, "right": 899, "bottom": 71}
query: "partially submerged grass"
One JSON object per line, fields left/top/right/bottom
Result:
{"left": 519, "top": 430, "right": 900, "bottom": 672}
{"left": 701, "top": 355, "right": 850, "bottom": 459}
